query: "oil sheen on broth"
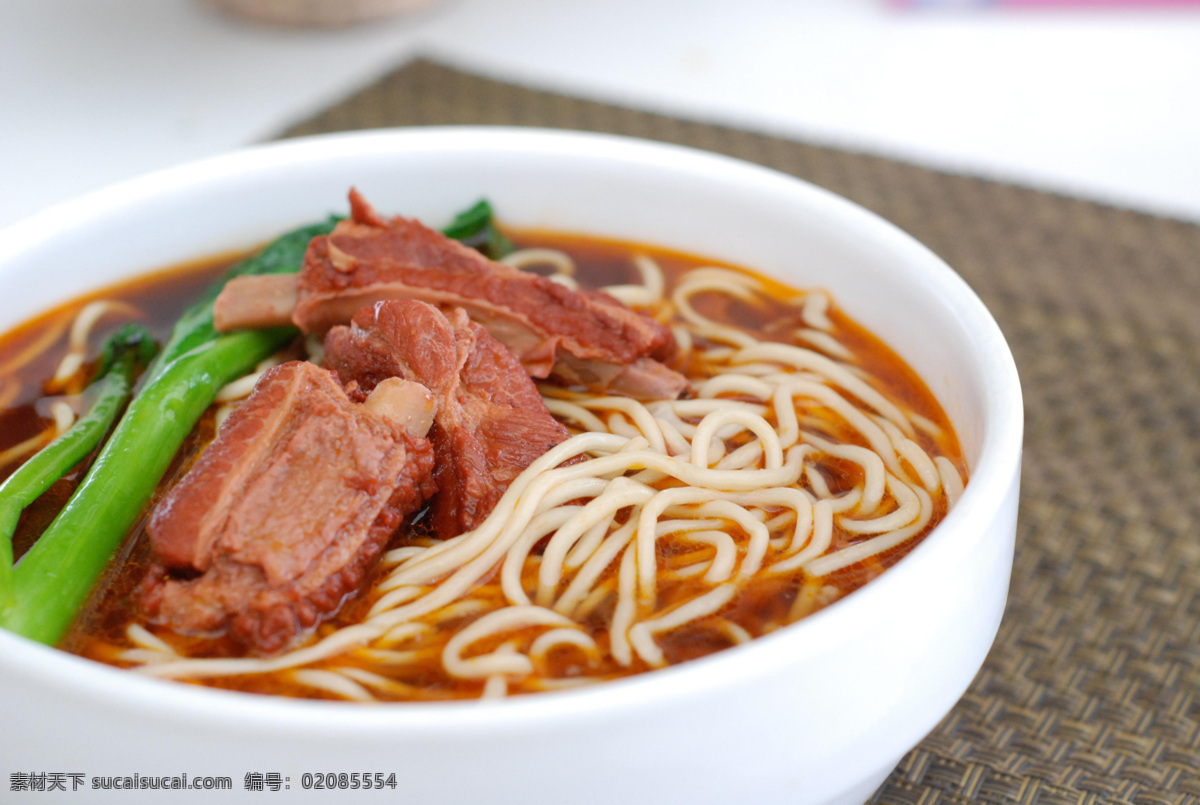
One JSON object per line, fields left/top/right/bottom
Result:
{"left": 0, "top": 230, "right": 966, "bottom": 702}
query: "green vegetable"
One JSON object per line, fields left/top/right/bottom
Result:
{"left": 0, "top": 216, "right": 337, "bottom": 644}
{"left": 2, "top": 327, "right": 291, "bottom": 643}
{"left": 0, "top": 325, "right": 156, "bottom": 607}
{"left": 441, "top": 199, "right": 514, "bottom": 260}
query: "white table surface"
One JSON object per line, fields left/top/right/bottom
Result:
{"left": 2, "top": 0, "right": 1199, "bottom": 229}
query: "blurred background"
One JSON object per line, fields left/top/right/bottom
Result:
{"left": 1, "top": 0, "right": 1198, "bottom": 228}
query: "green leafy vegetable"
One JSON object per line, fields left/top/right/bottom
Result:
{"left": 0, "top": 325, "right": 156, "bottom": 608}
{"left": 441, "top": 199, "right": 514, "bottom": 260}
{"left": 0, "top": 216, "right": 337, "bottom": 644}
{"left": 142, "top": 215, "right": 342, "bottom": 388}
{"left": 1, "top": 327, "right": 291, "bottom": 643}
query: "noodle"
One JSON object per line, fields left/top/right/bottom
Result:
{"left": 0, "top": 315, "right": 70, "bottom": 379}
{"left": 500, "top": 248, "right": 577, "bottom": 275}
{"left": 0, "top": 432, "right": 55, "bottom": 472}
{"left": 0, "top": 377, "right": 20, "bottom": 411}
{"left": 52, "top": 301, "right": 141, "bottom": 385}
{"left": 214, "top": 356, "right": 286, "bottom": 403}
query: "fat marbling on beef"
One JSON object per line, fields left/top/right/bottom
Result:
{"left": 141, "top": 360, "right": 437, "bottom": 654}
{"left": 325, "top": 298, "right": 571, "bottom": 540}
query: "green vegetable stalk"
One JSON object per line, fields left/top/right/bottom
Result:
{"left": 0, "top": 325, "right": 156, "bottom": 607}
{"left": 0, "top": 217, "right": 338, "bottom": 644}
{"left": 2, "top": 327, "right": 291, "bottom": 643}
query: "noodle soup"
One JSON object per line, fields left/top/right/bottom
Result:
{"left": 3, "top": 228, "right": 966, "bottom": 702}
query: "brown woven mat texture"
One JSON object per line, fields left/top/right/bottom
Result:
{"left": 280, "top": 59, "right": 1200, "bottom": 805}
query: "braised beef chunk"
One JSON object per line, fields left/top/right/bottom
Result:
{"left": 277, "top": 190, "right": 686, "bottom": 399}
{"left": 325, "top": 299, "right": 571, "bottom": 539}
{"left": 141, "top": 361, "right": 436, "bottom": 654}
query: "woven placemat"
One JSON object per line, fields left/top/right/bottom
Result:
{"left": 279, "top": 59, "right": 1200, "bottom": 804}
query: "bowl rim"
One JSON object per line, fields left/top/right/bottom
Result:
{"left": 0, "top": 126, "right": 1023, "bottom": 734}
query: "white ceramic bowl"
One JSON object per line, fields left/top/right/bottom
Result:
{"left": 0, "top": 128, "right": 1022, "bottom": 805}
